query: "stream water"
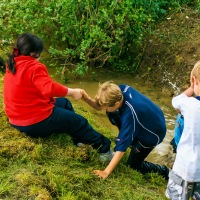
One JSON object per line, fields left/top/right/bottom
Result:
{"left": 48, "top": 67, "right": 177, "bottom": 168}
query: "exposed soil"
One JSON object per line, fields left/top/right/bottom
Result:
{"left": 138, "top": 7, "right": 200, "bottom": 96}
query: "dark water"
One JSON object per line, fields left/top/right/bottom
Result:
{"left": 48, "top": 67, "right": 177, "bottom": 168}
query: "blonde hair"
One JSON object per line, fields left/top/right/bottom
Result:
{"left": 95, "top": 81, "right": 122, "bottom": 107}
{"left": 192, "top": 61, "right": 200, "bottom": 80}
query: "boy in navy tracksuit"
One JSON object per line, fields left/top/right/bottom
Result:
{"left": 82, "top": 81, "right": 169, "bottom": 179}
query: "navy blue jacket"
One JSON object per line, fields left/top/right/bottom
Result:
{"left": 114, "top": 84, "right": 166, "bottom": 152}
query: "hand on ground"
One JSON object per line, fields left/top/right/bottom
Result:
{"left": 93, "top": 170, "right": 109, "bottom": 179}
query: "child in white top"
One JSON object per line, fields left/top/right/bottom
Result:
{"left": 166, "top": 61, "right": 200, "bottom": 200}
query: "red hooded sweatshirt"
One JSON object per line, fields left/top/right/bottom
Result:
{"left": 3, "top": 56, "right": 68, "bottom": 126}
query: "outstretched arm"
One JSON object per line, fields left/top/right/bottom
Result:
{"left": 93, "top": 151, "right": 125, "bottom": 179}
{"left": 81, "top": 90, "right": 102, "bottom": 110}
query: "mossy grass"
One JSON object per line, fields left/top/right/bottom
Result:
{"left": 0, "top": 73, "right": 168, "bottom": 199}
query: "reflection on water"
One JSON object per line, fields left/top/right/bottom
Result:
{"left": 48, "top": 67, "right": 178, "bottom": 168}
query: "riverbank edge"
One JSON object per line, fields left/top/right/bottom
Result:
{"left": 0, "top": 72, "right": 169, "bottom": 199}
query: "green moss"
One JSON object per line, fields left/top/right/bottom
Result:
{"left": 0, "top": 73, "right": 168, "bottom": 199}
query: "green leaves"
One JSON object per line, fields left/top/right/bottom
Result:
{"left": 0, "top": 0, "right": 196, "bottom": 77}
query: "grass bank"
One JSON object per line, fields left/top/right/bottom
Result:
{"left": 0, "top": 73, "right": 168, "bottom": 200}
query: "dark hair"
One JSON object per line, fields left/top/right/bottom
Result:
{"left": 0, "top": 57, "right": 6, "bottom": 73}
{"left": 7, "top": 33, "right": 44, "bottom": 74}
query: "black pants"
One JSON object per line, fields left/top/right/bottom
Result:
{"left": 12, "top": 98, "right": 111, "bottom": 153}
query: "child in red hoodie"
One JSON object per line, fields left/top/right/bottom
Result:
{"left": 2, "top": 33, "right": 111, "bottom": 158}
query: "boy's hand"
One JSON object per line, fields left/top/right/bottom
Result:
{"left": 93, "top": 152, "right": 125, "bottom": 179}
{"left": 93, "top": 170, "right": 109, "bottom": 179}
{"left": 81, "top": 89, "right": 90, "bottom": 100}
{"left": 81, "top": 89, "right": 102, "bottom": 110}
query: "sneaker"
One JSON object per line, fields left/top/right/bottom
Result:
{"left": 99, "top": 149, "right": 114, "bottom": 163}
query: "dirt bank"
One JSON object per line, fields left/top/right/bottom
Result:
{"left": 138, "top": 7, "right": 200, "bottom": 96}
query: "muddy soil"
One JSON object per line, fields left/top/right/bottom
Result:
{"left": 137, "top": 7, "right": 200, "bottom": 96}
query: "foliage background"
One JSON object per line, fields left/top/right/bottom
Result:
{"left": 1, "top": 0, "right": 198, "bottom": 78}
